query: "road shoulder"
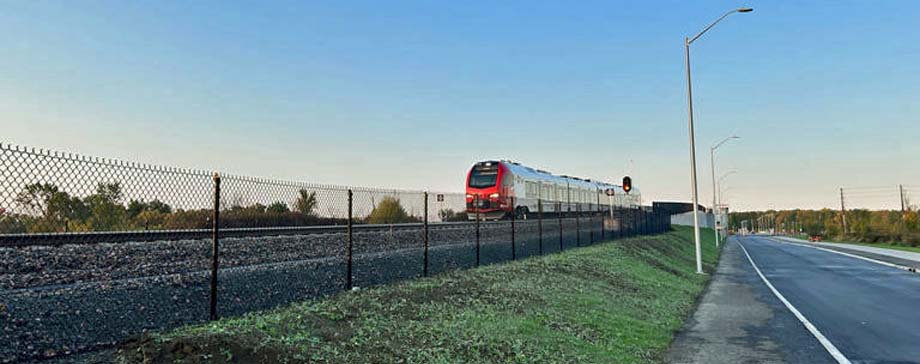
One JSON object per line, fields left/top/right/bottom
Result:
{"left": 773, "top": 236, "right": 920, "bottom": 271}
{"left": 665, "top": 237, "right": 834, "bottom": 364}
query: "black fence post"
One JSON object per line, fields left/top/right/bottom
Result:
{"left": 347, "top": 189, "right": 353, "bottom": 290}
{"left": 209, "top": 172, "right": 221, "bottom": 321}
{"left": 647, "top": 210, "right": 651, "bottom": 234}
{"left": 633, "top": 208, "right": 639, "bottom": 237}
{"left": 647, "top": 211, "right": 651, "bottom": 234}
{"left": 575, "top": 203, "right": 581, "bottom": 247}
{"left": 642, "top": 211, "right": 652, "bottom": 234}
{"left": 510, "top": 196, "right": 516, "bottom": 260}
{"left": 475, "top": 194, "right": 481, "bottom": 267}
{"left": 622, "top": 209, "right": 628, "bottom": 237}
{"left": 600, "top": 203, "right": 605, "bottom": 241}
{"left": 596, "top": 193, "right": 602, "bottom": 241}
{"left": 640, "top": 209, "right": 644, "bottom": 235}
{"left": 423, "top": 191, "right": 429, "bottom": 277}
{"left": 558, "top": 202, "right": 564, "bottom": 251}
{"left": 589, "top": 204, "right": 594, "bottom": 244}
{"left": 538, "top": 199, "right": 543, "bottom": 255}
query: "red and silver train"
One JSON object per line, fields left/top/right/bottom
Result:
{"left": 465, "top": 160, "right": 640, "bottom": 220}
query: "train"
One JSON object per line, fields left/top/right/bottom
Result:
{"left": 465, "top": 160, "right": 640, "bottom": 220}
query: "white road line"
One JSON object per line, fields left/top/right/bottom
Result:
{"left": 736, "top": 239, "right": 852, "bottom": 364}
{"left": 767, "top": 237, "right": 919, "bottom": 274}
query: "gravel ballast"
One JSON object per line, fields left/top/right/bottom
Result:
{"left": 0, "top": 218, "right": 625, "bottom": 363}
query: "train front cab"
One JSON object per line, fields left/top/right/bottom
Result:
{"left": 465, "top": 161, "right": 510, "bottom": 220}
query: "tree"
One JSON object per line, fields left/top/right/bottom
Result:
{"left": 84, "top": 182, "right": 127, "bottom": 230}
{"left": 366, "top": 197, "right": 418, "bottom": 224}
{"left": 15, "top": 183, "right": 58, "bottom": 216}
{"left": 14, "top": 183, "right": 90, "bottom": 231}
{"left": 295, "top": 189, "right": 317, "bottom": 216}
{"left": 266, "top": 201, "right": 290, "bottom": 213}
{"left": 127, "top": 199, "right": 172, "bottom": 218}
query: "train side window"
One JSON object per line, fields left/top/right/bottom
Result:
{"left": 526, "top": 181, "right": 537, "bottom": 198}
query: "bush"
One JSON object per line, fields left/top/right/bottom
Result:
{"left": 295, "top": 190, "right": 317, "bottom": 216}
{"left": 163, "top": 209, "right": 212, "bottom": 230}
{"left": 266, "top": 202, "right": 290, "bottom": 214}
{"left": 438, "top": 208, "right": 468, "bottom": 222}
{"left": 0, "top": 213, "right": 28, "bottom": 234}
{"left": 366, "top": 197, "right": 419, "bottom": 224}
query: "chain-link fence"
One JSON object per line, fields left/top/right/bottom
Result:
{"left": 0, "top": 143, "right": 671, "bottom": 363}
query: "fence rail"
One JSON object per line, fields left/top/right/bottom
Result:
{"left": 0, "top": 143, "right": 671, "bottom": 363}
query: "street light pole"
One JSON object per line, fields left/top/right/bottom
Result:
{"left": 719, "top": 184, "right": 732, "bottom": 208}
{"left": 685, "top": 37, "right": 704, "bottom": 274}
{"left": 685, "top": 7, "right": 752, "bottom": 274}
{"left": 710, "top": 135, "right": 739, "bottom": 247}
{"left": 718, "top": 170, "right": 737, "bottom": 207}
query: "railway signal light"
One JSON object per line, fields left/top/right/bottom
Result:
{"left": 622, "top": 176, "right": 632, "bottom": 194}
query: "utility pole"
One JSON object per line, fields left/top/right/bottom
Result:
{"left": 900, "top": 184, "right": 906, "bottom": 213}
{"left": 839, "top": 188, "right": 848, "bottom": 235}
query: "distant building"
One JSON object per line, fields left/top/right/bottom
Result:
{"left": 652, "top": 201, "right": 707, "bottom": 215}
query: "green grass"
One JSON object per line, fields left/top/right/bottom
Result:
{"left": 118, "top": 227, "right": 720, "bottom": 364}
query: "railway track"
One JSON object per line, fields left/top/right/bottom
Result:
{"left": 0, "top": 219, "right": 568, "bottom": 248}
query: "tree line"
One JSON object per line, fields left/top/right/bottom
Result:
{"left": 730, "top": 208, "right": 920, "bottom": 246}
{"left": 0, "top": 182, "right": 468, "bottom": 234}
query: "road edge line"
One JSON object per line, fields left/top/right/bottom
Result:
{"left": 736, "top": 240, "right": 852, "bottom": 364}
{"left": 767, "top": 237, "right": 919, "bottom": 274}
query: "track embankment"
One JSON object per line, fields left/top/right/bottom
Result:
{"left": 118, "top": 226, "right": 720, "bottom": 364}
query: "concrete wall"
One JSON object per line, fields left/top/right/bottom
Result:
{"left": 671, "top": 211, "right": 715, "bottom": 229}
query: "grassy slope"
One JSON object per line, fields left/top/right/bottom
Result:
{"left": 118, "top": 227, "right": 719, "bottom": 364}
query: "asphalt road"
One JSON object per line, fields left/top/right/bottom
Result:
{"left": 668, "top": 235, "right": 920, "bottom": 364}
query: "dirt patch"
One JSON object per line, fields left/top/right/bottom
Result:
{"left": 118, "top": 332, "right": 293, "bottom": 364}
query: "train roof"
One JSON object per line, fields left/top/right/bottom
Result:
{"left": 482, "top": 160, "right": 635, "bottom": 193}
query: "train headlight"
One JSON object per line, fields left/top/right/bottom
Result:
{"left": 466, "top": 194, "right": 473, "bottom": 199}
{"left": 489, "top": 193, "right": 499, "bottom": 199}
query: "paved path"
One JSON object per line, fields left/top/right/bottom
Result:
{"left": 668, "top": 235, "right": 920, "bottom": 363}
{"left": 666, "top": 237, "right": 834, "bottom": 364}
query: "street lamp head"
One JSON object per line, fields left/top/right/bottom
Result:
{"left": 737, "top": 7, "right": 753, "bottom": 13}
{"left": 731, "top": 135, "right": 741, "bottom": 140}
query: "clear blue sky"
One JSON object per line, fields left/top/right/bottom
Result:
{"left": 2, "top": 1, "right": 918, "bottom": 211}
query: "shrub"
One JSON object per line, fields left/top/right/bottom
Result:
{"left": 366, "top": 197, "right": 419, "bottom": 224}
{"left": 266, "top": 202, "right": 290, "bottom": 213}
{"left": 438, "top": 208, "right": 468, "bottom": 222}
{"left": 295, "top": 190, "right": 317, "bottom": 216}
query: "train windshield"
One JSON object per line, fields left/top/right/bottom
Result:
{"left": 469, "top": 165, "right": 498, "bottom": 188}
